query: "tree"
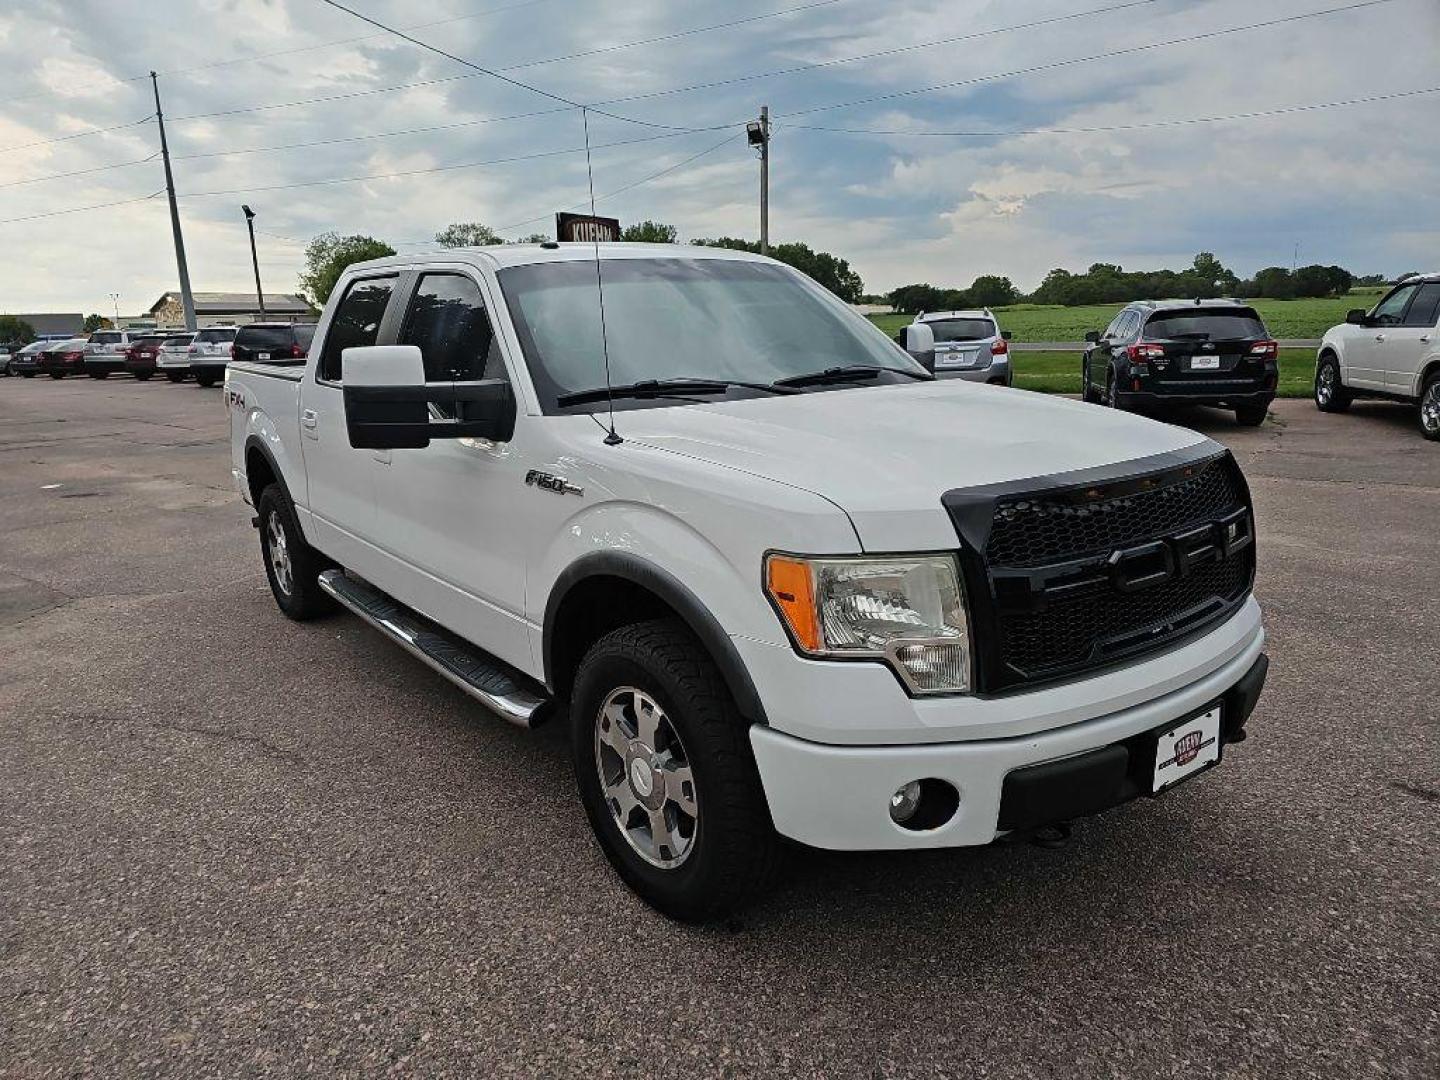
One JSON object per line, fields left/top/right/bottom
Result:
{"left": 83, "top": 313, "right": 113, "bottom": 332}
{"left": 691, "top": 237, "right": 865, "bottom": 302}
{"left": 966, "top": 275, "right": 1019, "bottom": 307}
{"left": 621, "top": 220, "right": 678, "bottom": 243}
{"left": 0, "top": 315, "right": 36, "bottom": 344}
{"left": 435, "top": 222, "right": 502, "bottom": 248}
{"left": 1292, "top": 264, "right": 1350, "bottom": 298}
{"left": 886, "top": 284, "right": 948, "bottom": 315}
{"left": 512, "top": 232, "right": 551, "bottom": 244}
{"left": 1251, "top": 267, "right": 1294, "bottom": 300}
{"left": 298, "top": 232, "right": 397, "bottom": 307}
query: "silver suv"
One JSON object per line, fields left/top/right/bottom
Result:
{"left": 900, "top": 309, "right": 1013, "bottom": 384}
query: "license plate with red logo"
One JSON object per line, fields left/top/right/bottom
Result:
{"left": 1153, "top": 704, "right": 1222, "bottom": 792}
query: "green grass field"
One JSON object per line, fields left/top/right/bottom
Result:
{"left": 869, "top": 288, "right": 1382, "bottom": 343}
{"left": 1010, "top": 349, "right": 1315, "bottom": 398}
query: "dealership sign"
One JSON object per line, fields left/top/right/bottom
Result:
{"left": 556, "top": 212, "right": 621, "bottom": 243}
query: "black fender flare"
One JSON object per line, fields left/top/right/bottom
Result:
{"left": 243, "top": 435, "right": 308, "bottom": 540}
{"left": 543, "top": 551, "right": 769, "bottom": 726}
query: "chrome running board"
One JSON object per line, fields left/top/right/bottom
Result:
{"left": 317, "top": 569, "right": 549, "bottom": 728}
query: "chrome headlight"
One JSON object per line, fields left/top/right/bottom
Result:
{"left": 765, "top": 553, "right": 971, "bottom": 694}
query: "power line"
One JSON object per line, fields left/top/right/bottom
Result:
{"left": 591, "top": 0, "right": 1162, "bottom": 107}
{"left": 779, "top": 0, "right": 1404, "bottom": 119}
{"left": 174, "top": 130, "right": 697, "bottom": 199}
{"left": 0, "top": 191, "right": 163, "bottom": 227}
{"left": 495, "top": 131, "right": 746, "bottom": 234}
{"left": 777, "top": 85, "right": 1440, "bottom": 137}
{"left": 0, "top": 115, "right": 154, "bottom": 155}
{"left": 0, "top": 152, "right": 159, "bottom": 190}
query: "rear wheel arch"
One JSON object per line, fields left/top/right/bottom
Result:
{"left": 243, "top": 437, "right": 307, "bottom": 544}
{"left": 1417, "top": 358, "right": 1440, "bottom": 400}
{"left": 543, "top": 553, "right": 768, "bottom": 726}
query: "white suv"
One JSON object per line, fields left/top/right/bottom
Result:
{"left": 899, "top": 309, "right": 1013, "bottom": 385}
{"left": 1315, "top": 273, "right": 1440, "bottom": 441}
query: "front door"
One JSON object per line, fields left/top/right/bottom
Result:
{"left": 1386, "top": 281, "right": 1440, "bottom": 395}
{"left": 365, "top": 269, "right": 537, "bottom": 673}
{"left": 1347, "top": 283, "right": 1419, "bottom": 391}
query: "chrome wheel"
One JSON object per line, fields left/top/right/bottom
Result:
{"left": 593, "top": 686, "right": 698, "bottom": 869}
{"left": 266, "top": 510, "right": 293, "bottom": 596}
{"left": 1422, "top": 381, "right": 1440, "bottom": 436}
{"left": 1316, "top": 363, "right": 1335, "bottom": 406}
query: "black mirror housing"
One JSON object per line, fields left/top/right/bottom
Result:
{"left": 1084, "top": 330, "right": 1102, "bottom": 343}
{"left": 1001, "top": 330, "right": 1014, "bottom": 341}
{"left": 1345, "top": 308, "right": 1368, "bottom": 326}
{"left": 344, "top": 379, "right": 516, "bottom": 450}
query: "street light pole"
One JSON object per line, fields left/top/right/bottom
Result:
{"left": 109, "top": 292, "right": 121, "bottom": 327}
{"left": 150, "top": 72, "right": 196, "bottom": 333}
{"left": 242, "top": 205, "right": 265, "bottom": 318}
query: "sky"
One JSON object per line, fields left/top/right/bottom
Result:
{"left": 0, "top": 0, "right": 1436, "bottom": 315}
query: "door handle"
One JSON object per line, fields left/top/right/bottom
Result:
{"left": 1374, "top": 334, "right": 1386, "bottom": 342}
{"left": 1421, "top": 335, "right": 1432, "bottom": 343}
{"left": 300, "top": 408, "right": 318, "bottom": 429}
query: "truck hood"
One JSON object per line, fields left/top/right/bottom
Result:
{"left": 620, "top": 380, "right": 1213, "bottom": 551}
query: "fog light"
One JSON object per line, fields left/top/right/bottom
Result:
{"left": 889, "top": 780, "right": 923, "bottom": 824}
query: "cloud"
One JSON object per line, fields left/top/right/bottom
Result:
{"left": 0, "top": 0, "right": 1435, "bottom": 311}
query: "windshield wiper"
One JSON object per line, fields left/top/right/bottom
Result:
{"left": 772, "top": 364, "right": 933, "bottom": 389}
{"left": 556, "top": 377, "right": 800, "bottom": 408}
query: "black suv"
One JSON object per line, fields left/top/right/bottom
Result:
{"left": 221, "top": 323, "right": 317, "bottom": 384}
{"left": 1082, "top": 300, "right": 1278, "bottom": 425}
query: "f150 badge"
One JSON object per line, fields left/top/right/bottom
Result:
{"left": 525, "top": 470, "right": 583, "bottom": 497}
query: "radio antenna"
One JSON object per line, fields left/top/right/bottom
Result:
{"left": 581, "top": 106, "right": 622, "bottom": 447}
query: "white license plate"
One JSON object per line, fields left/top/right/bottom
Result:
{"left": 937, "top": 350, "right": 976, "bottom": 368}
{"left": 257, "top": 352, "right": 270, "bottom": 360}
{"left": 1190, "top": 355, "right": 1221, "bottom": 370}
{"left": 1153, "top": 705, "right": 1221, "bottom": 793}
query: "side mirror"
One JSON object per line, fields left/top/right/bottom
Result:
{"left": 1084, "top": 330, "right": 1102, "bottom": 343}
{"left": 342, "top": 345, "right": 516, "bottom": 450}
{"left": 902, "top": 322, "right": 936, "bottom": 372}
{"left": 1345, "top": 308, "right": 1369, "bottom": 326}
{"left": 1001, "top": 330, "right": 1013, "bottom": 341}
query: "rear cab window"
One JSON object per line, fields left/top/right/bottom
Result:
{"left": 318, "top": 278, "right": 397, "bottom": 382}
{"left": 1144, "top": 308, "right": 1266, "bottom": 341}
{"left": 195, "top": 328, "right": 236, "bottom": 344}
{"left": 90, "top": 332, "right": 121, "bottom": 344}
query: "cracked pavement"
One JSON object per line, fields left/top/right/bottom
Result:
{"left": 1, "top": 378, "right": 1436, "bottom": 1077}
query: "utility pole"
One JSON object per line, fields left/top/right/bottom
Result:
{"left": 748, "top": 106, "right": 770, "bottom": 255}
{"left": 109, "top": 292, "right": 120, "bottom": 327}
{"left": 242, "top": 205, "right": 266, "bottom": 318}
{"left": 151, "top": 72, "right": 196, "bottom": 332}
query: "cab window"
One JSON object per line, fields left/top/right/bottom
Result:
{"left": 1401, "top": 283, "right": 1440, "bottom": 329}
{"left": 400, "top": 273, "right": 505, "bottom": 383}
{"left": 318, "top": 277, "right": 396, "bottom": 381}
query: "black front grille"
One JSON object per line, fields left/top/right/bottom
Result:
{"left": 944, "top": 448, "right": 1255, "bottom": 693}
{"left": 988, "top": 458, "right": 1242, "bottom": 567}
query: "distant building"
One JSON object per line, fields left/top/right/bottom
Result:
{"left": 3, "top": 312, "right": 83, "bottom": 337}
{"left": 148, "top": 291, "right": 313, "bottom": 329}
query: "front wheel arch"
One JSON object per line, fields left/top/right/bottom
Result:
{"left": 543, "top": 553, "right": 768, "bottom": 726}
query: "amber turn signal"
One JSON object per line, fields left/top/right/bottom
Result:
{"left": 765, "top": 555, "right": 821, "bottom": 653}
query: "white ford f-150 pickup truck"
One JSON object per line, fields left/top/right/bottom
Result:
{"left": 227, "top": 243, "right": 1268, "bottom": 921}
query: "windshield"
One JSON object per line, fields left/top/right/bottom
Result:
{"left": 498, "top": 258, "right": 922, "bottom": 412}
{"left": 1144, "top": 309, "right": 1266, "bottom": 340}
{"left": 926, "top": 318, "right": 996, "bottom": 342}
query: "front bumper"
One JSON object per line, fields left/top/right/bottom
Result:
{"left": 749, "top": 610, "right": 1266, "bottom": 850}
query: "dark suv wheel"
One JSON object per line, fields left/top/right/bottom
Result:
{"left": 572, "top": 619, "right": 778, "bottom": 922}
{"left": 1314, "top": 353, "right": 1352, "bottom": 413}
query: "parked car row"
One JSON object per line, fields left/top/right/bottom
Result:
{"left": 1, "top": 323, "right": 317, "bottom": 386}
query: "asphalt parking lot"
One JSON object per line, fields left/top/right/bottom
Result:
{"left": 2, "top": 377, "right": 1436, "bottom": 1077}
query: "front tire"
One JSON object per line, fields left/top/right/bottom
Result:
{"left": 89, "top": 371, "right": 108, "bottom": 380}
{"left": 1082, "top": 357, "right": 1102, "bottom": 403}
{"left": 572, "top": 620, "right": 778, "bottom": 922}
{"left": 256, "top": 484, "right": 334, "bottom": 621}
{"left": 1420, "top": 371, "right": 1440, "bottom": 442}
{"left": 1314, "top": 353, "right": 1351, "bottom": 413}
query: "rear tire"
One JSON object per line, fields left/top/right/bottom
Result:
{"left": 49, "top": 372, "right": 64, "bottom": 380}
{"left": 89, "top": 371, "right": 108, "bottom": 380}
{"left": 1419, "top": 371, "right": 1440, "bottom": 442}
{"left": 166, "top": 371, "right": 185, "bottom": 383}
{"left": 195, "top": 372, "right": 218, "bottom": 387}
{"left": 257, "top": 484, "right": 334, "bottom": 621}
{"left": 1105, "top": 366, "right": 1126, "bottom": 411}
{"left": 134, "top": 372, "right": 152, "bottom": 382}
{"left": 1235, "top": 402, "right": 1269, "bottom": 426}
{"left": 22, "top": 372, "right": 34, "bottom": 378}
{"left": 572, "top": 619, "right": 779, "bottom": 923}
{"left": 1314, "top": 353, "right": 1351, "bottom": 413}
